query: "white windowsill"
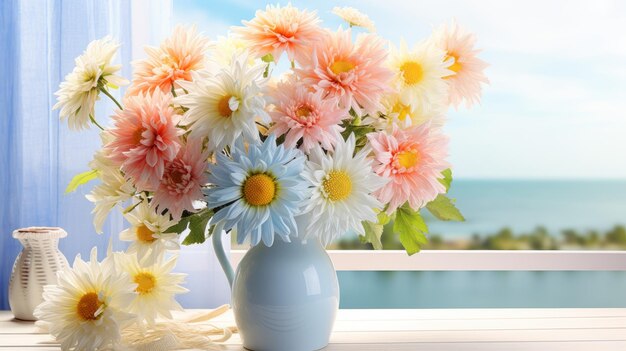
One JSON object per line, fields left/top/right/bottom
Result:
{"left": 4, "top": 309, "right": 626, "bottom": 350}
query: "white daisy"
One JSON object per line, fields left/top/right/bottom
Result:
{"left": 54, "top": 36, "right": 128, "bottom": 130}
{"left": 119, "top": 201, "right": 180, "bottom": 264}
{"left": 332, "top": 6, "right": 376, "bottom": 32}
{"left": 34, "top": 248, "right": 135, "bottom": 351}
{"left": 388, "top": 39, "right": 451, "bottom": 111}
{"left": 372, "top": 92, "right": 447, "bottom": 131}
{"left": 114, "top": 252, "right": 187, "bottom": 326}
{"left": 85, "top": 132, "right": 135, "bottom": 234}
{"left": 301, "top": 134, "right": 386, "bottom": 246}
{"left": 175, "top": 54, "right": 269, "bottom": 153}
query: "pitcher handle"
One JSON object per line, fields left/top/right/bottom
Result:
{"left": 211, "top": 221, "right": 234, "bottom": 289}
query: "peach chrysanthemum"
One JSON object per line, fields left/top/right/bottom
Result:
{"left": 233, "top": 3, "right": 322, "bottom": 63}
{"left": 432, "top": 21, "right": 489, "bottom": 108}
{"left": 367, "top": 124, "right": 449, "bottom": 213}
{"left": 107, "top": 91, "right": 182, "bottom": 191}
{"left": 127, "top": 26, "right": 210, "bottom": 96}
{"left": 268, "top": 77, "right": 348, "bottom": 153}
{"left": 152, "top": 138, "right": 209, "bottom": 220}
{"left": 297, "top": 28, "right": 393, "bottom": 115}
{"left": 332, "top": 6, "right": 376, "bottom": 32}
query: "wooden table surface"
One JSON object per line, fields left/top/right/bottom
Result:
{"left": 2, "top": 308, "right": 626, "bottom": 350}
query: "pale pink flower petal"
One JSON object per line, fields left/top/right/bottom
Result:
{"left": 152, "top": 138, "right": 209, "bottom": 220}
{"left": 296, "top": 28, "right": 393, "bottom": 116}
{"left": 107, "top": 91, "right": 182, "bottom": 191}
{"left": 268, "top": 78, "right": 348, "bottom": 153}
{"left": 367, "top": 125, "right": 450, "bottom": 213}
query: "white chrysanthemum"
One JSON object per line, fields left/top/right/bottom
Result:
{"left": 86, "top": 132, "right": 135, "bottom": 234}
{"left": 120, "top": 201, "right": 180, "bottom": 264}
{"left": 209, "top": 35, "right": 258, "bottom": 68}
{"left": 54, "top": 36, "right": 128, "bottom": 130}
{"left": 114, "top": 252, "right": 187, "bottom": 326}
{"left": 34, "top": 248, "right": 135, "bottom": 351}
{"left": 370, "top": 92, "right": 447, "bottom": 131}
{"left": 301, "top": 134, "right": 386, "bottom": 246}
{"left": 388, "top": 40, "right": 451, "bottom": 111}
{"left": 175, "top": 55, "right": 269, "bottom": 153}
{"left": 332, "top": 6, "right": 376, "bottom": 32}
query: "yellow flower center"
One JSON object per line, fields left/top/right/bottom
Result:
{"left": 136, "top": 225, "right": 156, "bottom": 243}
{"left": 397, "top": 150, "right": 420, "bottom": 169}
{"left": 445, "top": 53, "right": 462, "bottom": 76}
{"left": 392, "top": 102, "right": 412, "bottom": 122}
{"left": 217, "top": 95, "right": 235, "bottom": 117}
{"left": 323, "top": 170, "right": 353, "bottom": 201}
{"left": 132, "top": 127, "right": 146, "bottom": 145}
{"left": 330, "top": 60, "right": 355, "bottom": 75}
{"left": 400, "top": 61, "right": 423, "bottom": 85}
{"left": 296, "top": 106, "right": 312, "bottom": 118}
{"left": 134, "top": 272, "right": 157, "bottom": 295}
{"left": 243, "top": 173, "right": 276, "bottom": 206}
{"left": 76, "top": 292, "right": 102, "bottom": 321}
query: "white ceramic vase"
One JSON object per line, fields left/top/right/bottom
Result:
{"left": 8, "top": 227, "right": 69, "bottom": 320}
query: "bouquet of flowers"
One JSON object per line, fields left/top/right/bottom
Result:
{"left": 38, "top": 4, "right": 488, "bottom": 350}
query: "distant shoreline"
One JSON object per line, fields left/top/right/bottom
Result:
{"left": 333, "top": 225, "right": 626, "bottom": 250}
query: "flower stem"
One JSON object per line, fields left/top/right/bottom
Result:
{"left": 99, "top": 86, "right": 123, "bottom": 110}
{"left": 89, "top": 114, "right": 105, "bottom": 131}
{"left": 123, "top": 198, "right": 143, "bottom": 214}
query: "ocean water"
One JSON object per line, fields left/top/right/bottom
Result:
{"left": 339, "top": 180, "right": 626, "bottom": 308}
{"left": 338, "top": 271, "right": 626, "bottom": 308}
{"left": 425, "top": 180, "right": 626, "bottom": 238}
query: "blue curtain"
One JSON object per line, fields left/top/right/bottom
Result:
{"left": 0, "top": 0, "right": 230, "bottom": 310}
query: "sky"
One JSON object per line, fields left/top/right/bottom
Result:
{"left": 173, "top": 0, "right": 626, "bottom": 179}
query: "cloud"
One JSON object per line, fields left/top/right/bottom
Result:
{"left": 360, "top": 0, "right": 626, "bottom": 58}
{"left": 173, "top": 6, "right": 232, "bottom": 37}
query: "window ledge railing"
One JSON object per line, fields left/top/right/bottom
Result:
{"left": 230, "top": 250, "right": 626, "bottom": 271}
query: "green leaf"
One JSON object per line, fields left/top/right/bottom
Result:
{"left": 181, "top": 209, "right": 214, "bottom": 245}
{"left": 263, "top": 64, "right": 270, "bottom": 78}
{"left": 426, "top": 194, "right": 465, "bottom": 222}
{"left": 261, "top": 53, "right": 274, "bottom": 63}
{"left": 377, "top": 211, "right": 391, "bottom": 226}
{"left": 393, "top": 204, "right": 429, "bottom": 255}
{"left": 439, "top": 168, "right": 453, "bottom": 192}
{"left": 65, "top": 170, "right": 98, "bottom": 194}
{"left": 362, "top": 220, "right": 384, "bottom": 250}
{"left": 165, "top": 216, "right": 191, "bottom": 235}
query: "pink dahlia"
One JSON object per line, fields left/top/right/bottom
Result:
{"left": 297, "top": 28, "right": 393, "bottom": 115}
{"left": 107, "top": 91, "right": 182, "bottom": 191}
{"left": 433, "top": 21, "right": 489, "bottom": 109}
{"left": 152, "top": 137, "right": 209, "bottom": 220}
{"left": 367, "top": 125, "right": 449, "bottom": 213}
{"left": 268, "top": 78, "right": 348, "bottom": 153}
{"left": 127, "top": 26, "right": 209, "bottom": 96}
{"left": 233, "top": 3, "right": 322, "bottom": 64}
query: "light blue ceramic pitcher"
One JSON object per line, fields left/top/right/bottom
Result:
{"left": 212, "top": 229, "right": 339, "bottom": 351}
